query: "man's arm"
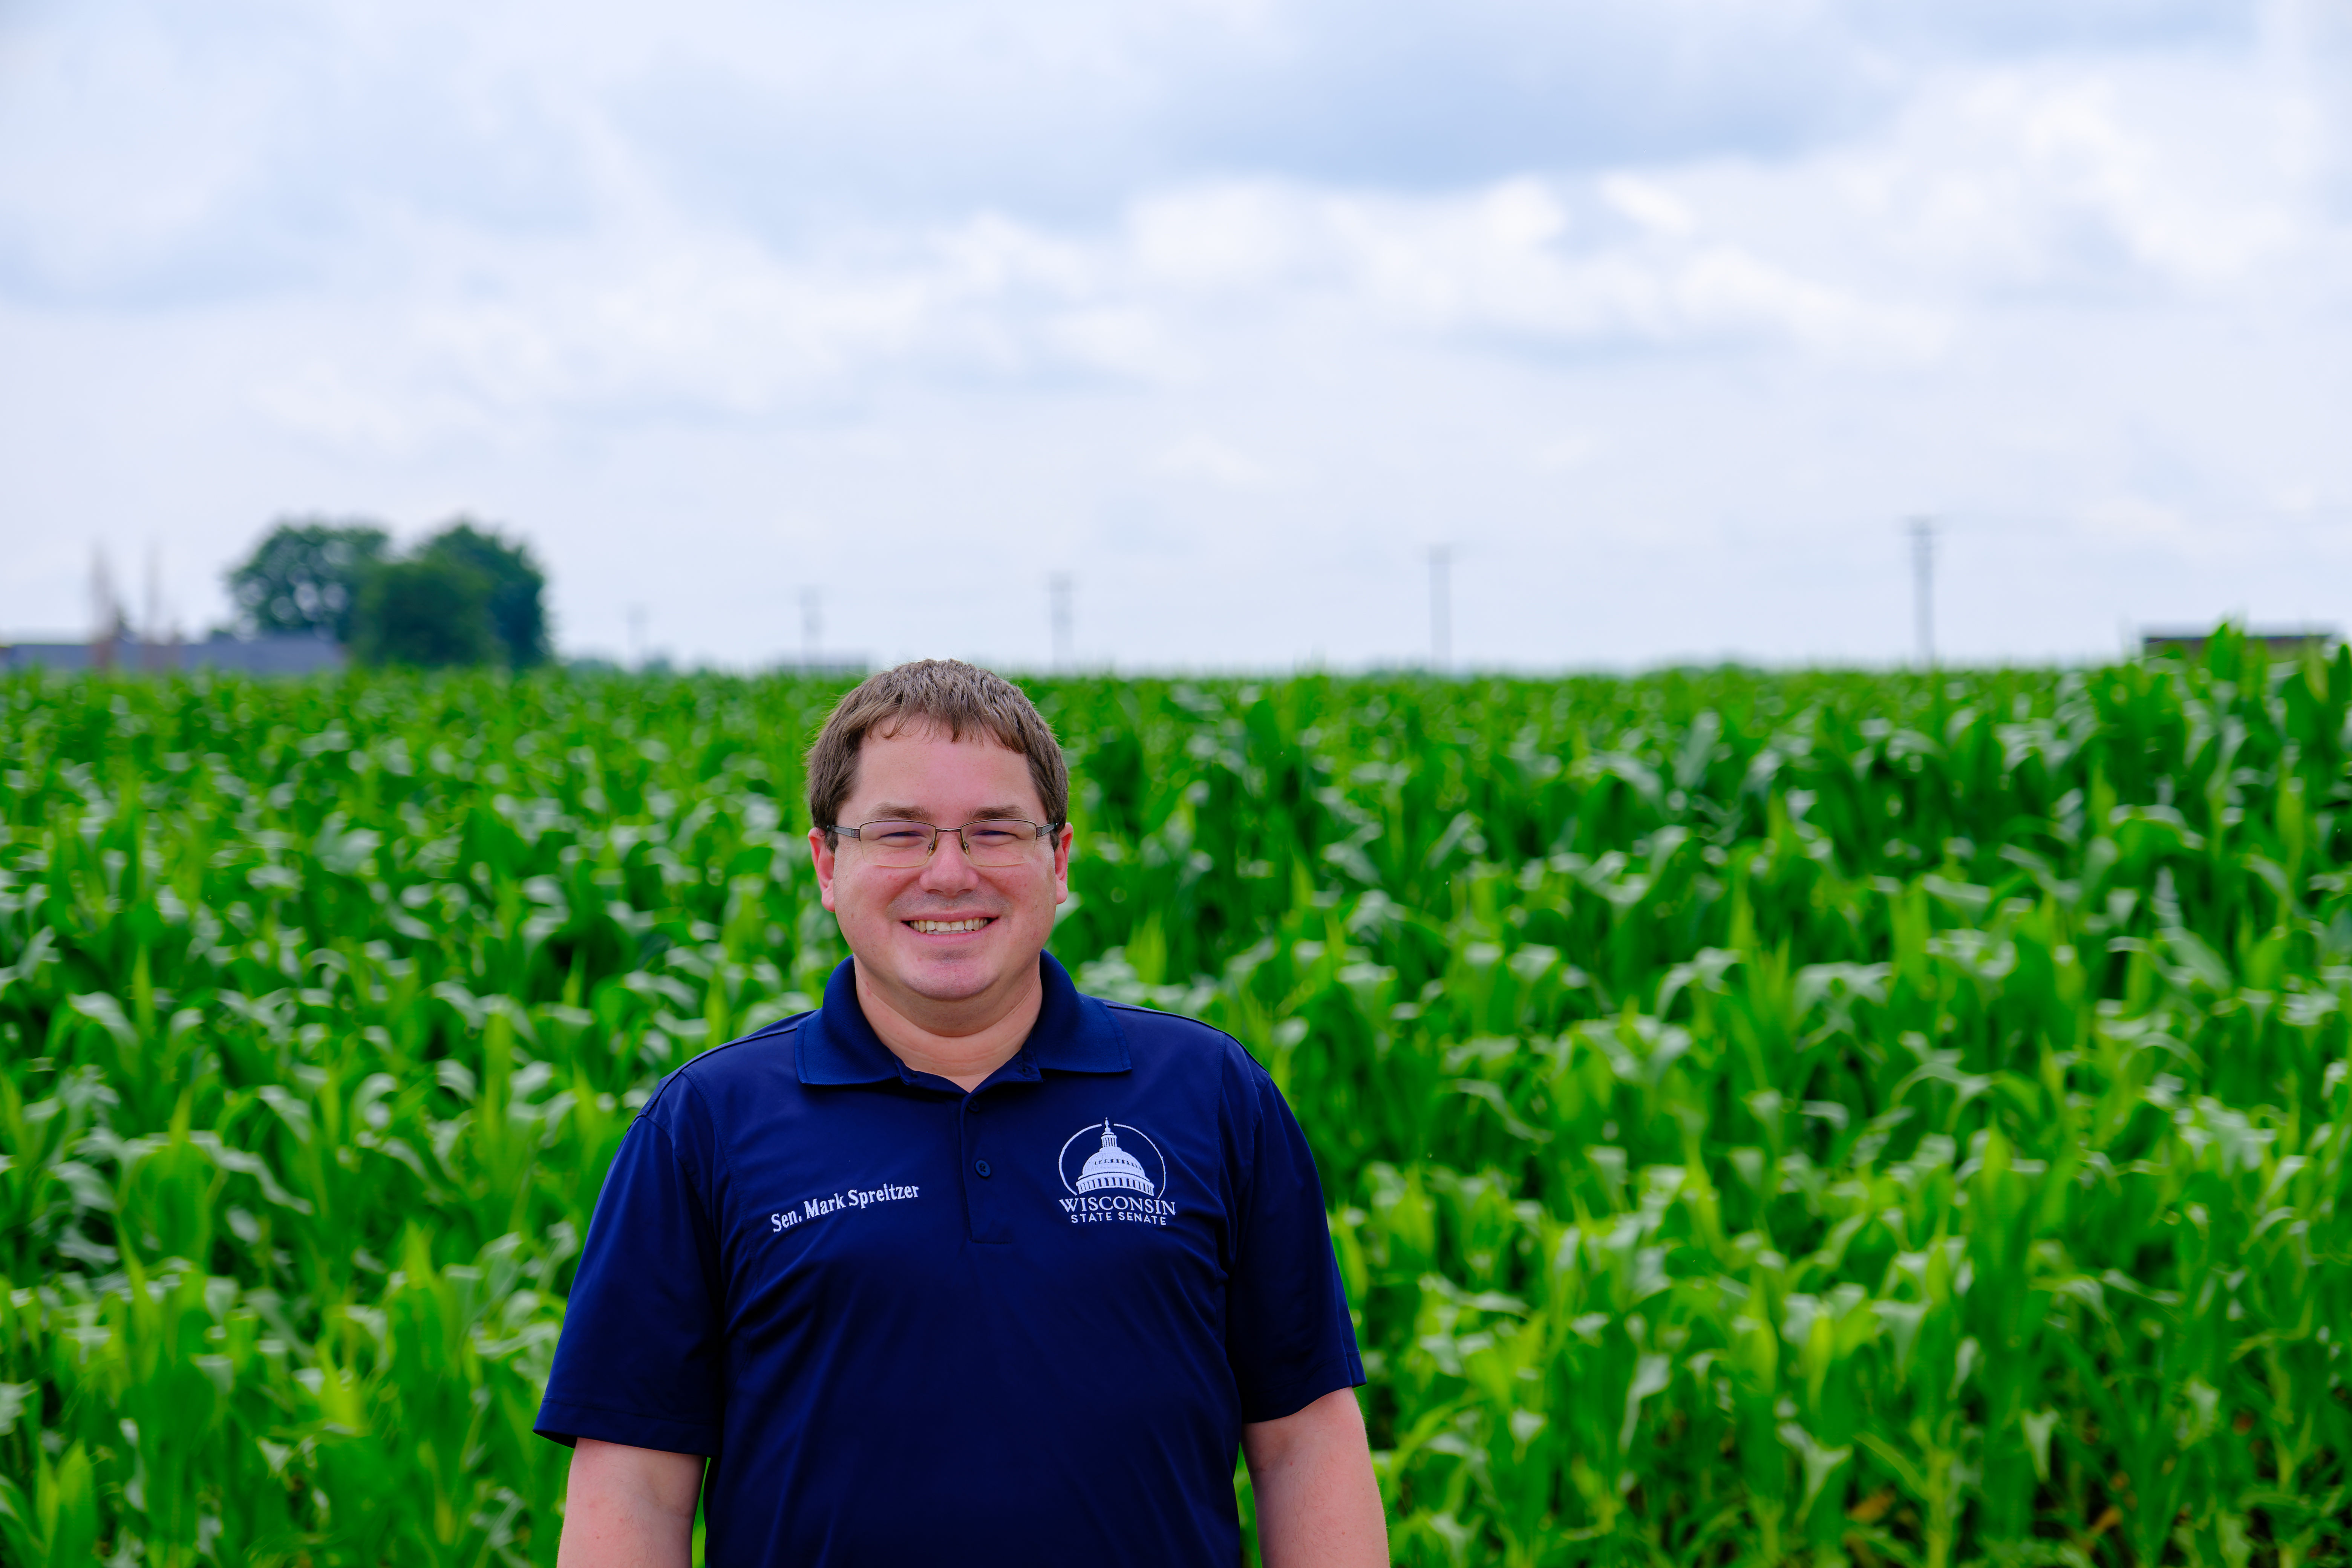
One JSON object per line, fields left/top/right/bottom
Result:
{"left": 1241, "top": 1387, "right": 1389, "bottom": 1568}
{"left": 555, "top": 1438, "right": 705, "bottom": 1568}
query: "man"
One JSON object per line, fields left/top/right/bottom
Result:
{"left": 537, "top": 660, "right": 1387, "bottom": 1566}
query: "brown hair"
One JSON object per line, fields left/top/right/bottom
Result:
{"left": 805, "top": 660, "right": 1069, "bottom": 842}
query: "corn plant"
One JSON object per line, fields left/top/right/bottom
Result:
{"left": 3, "top": 632, "right": 2350, "bottom": 1565}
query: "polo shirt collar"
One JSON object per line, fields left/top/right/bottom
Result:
{"left": 796, "top": 950, "right": 1130, "bottom": 1086}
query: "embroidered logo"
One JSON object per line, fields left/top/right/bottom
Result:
{"left": 1056, "top": 1120, "right": 1178, "bottom": 1227}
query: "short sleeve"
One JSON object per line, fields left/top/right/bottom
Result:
{"left": 535, "top": 1097, "right": 727, "bottom": 1456}
{"left": 1225, "top": 1062, "right": 1366, "bottom": 1424}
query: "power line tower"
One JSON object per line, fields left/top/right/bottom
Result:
{"left": 801, "top": 588, "right": 823, "bottom": 668}
{"left": 1048, "top": 573, "right": 1073, "bottom": 670}
{"left": 1908, "top": 517, "right": 1936, "bottom": 668}
{"left": 1429, "top": 545, "right": 1452, "bottom": 671}
{"left": 143, "top": 542, "right": 171, "bottom": 672}
{"left": 90, "top": 546, "right": 122, "bottom": 670}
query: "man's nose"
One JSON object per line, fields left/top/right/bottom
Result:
{"left": 917, "top": 830, "right": 982, "bottom": 887}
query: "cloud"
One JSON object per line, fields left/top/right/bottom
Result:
{"left": 1846, "top": 61, "right": 2312, "bottom": 291}
{"left": 0, "top": 0, "right": 2285, "bottom": 304}
{"left": 217, "top": 169, "right": 1959, "bottom": 456}
{"left": 3, "top": 0, "right": 2349, "bottom": 668}
{"left": 1154, "top": 434, "right": 1287, "bottom": 488}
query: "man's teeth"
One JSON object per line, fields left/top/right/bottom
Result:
{"left": 911, "top": 917, "right": 991, "bottom": 934}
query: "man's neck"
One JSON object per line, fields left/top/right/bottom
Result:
{"left": 852, "top": 960, "right": 1044, "bottom": 1092}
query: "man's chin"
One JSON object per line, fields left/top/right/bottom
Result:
{"left": 887, "top": 949, "right": 1017, "bottom": 1005}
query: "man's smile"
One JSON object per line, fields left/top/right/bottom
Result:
{"left": 906, "top": 916, "right": 996, "bottom": 934}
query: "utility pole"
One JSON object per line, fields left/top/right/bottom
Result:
{"left": 801, "top": 588, "right": 823, "bottom": 669}
{"left": 1048, "top": 573, "right": 1073, "bottom": 670}
{"left": 90, "top": 546, "right": 119, "bottom": 670}
{"left": 1428, "top": 546, "right": 1452, "bottom": 672}
{"left": 1908, "top": 517, "right": 1936, "bottom": 668}
{"left": 627, "top": 605, "right": 647, "bottom": 670}
{"left": 144, "top": 543, "right": 164, "bottom": 672}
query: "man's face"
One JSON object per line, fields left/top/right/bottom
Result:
{"left": 810, "top": 725, "right": 1072, "bottom": 1021}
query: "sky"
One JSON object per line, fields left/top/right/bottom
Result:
{"left": 3, "top": 0, "right": 2350, "bottom": 671}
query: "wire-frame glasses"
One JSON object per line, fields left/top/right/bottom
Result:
{"left": 832, "top": 819, "right": 1061, "bottom": 868}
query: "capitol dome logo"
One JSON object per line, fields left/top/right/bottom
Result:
{"left": 1055, "top": 1120, "right": 1178, "bottom": 1227}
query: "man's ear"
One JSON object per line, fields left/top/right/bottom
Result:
{"left": 810, "top": 826, "right": 838, "bottom": 911}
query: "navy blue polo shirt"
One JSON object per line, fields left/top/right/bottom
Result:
{"left": 536, "top": 952, "right": 1363, "bottom": 1566}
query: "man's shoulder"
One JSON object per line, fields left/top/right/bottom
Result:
{"left": 1092, "top": 996, "right": 1227, "bottom": 1042}
{"left": 639, "top": 1011, "right": 812, "bottom": 1118}
{"left": 1087, "top": 996, "right": 1268, "bottom": 1081}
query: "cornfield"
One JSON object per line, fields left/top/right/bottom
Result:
{"left": 4, "top": 634, "right": 2350, "bottom": 1566}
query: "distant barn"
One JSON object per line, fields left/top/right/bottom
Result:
{"left": 2141, "top": 627, "right": 2338, "bottom": 661}
{"left": 0, "top": 632, "right": 348, "bottom": 675}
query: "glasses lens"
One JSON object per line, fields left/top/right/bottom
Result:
{"left": 857, "top": 821, "right": 936, "bottom": 865}
{"left": 961, "top": 820, "right": 1041, "bottom": 865}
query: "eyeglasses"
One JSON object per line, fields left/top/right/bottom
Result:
{"left": 831, "top": 819, "right": 1063, "bottom": 868}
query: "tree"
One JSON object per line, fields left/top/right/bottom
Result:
{"left": 350, "top": 556, "right": 498, "bottom": 669}
{"left": 224, "top": 520, "right": 391, "bottom": 641}
{"left": 418, "top": 521, "right": 551, "bottom": 668}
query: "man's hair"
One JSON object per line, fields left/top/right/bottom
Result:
{"left": 805, "top": 660, "right": 1069, "bottom": 842}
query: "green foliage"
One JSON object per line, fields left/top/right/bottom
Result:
{"left": 5, "top": 634, "right": 2352, "bottom": 1566}
{"left": 351, "top": 555, "right": 500, "bottom": 669}
{"left": 222, "top": 519, "right": 390, "bottom": 641}
{"left": 416, "top": 523, "right": 552, "bottom": 669}
{"left": 224, "top": 516, "right": 549, "bottom": 670}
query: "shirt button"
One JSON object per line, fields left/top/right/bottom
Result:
{"left": 974, "top": 1159, "right": 992, "bottom": 1178}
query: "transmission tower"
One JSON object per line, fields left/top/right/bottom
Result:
{"left": 1049, "top": 574, "right": 1073, "bottom": 669}
{"left": 1429, "top": 546, "right": 1453, "bottom": 671}
{"left": 1908, "top": 517, "right": 1936, "bottom": 668}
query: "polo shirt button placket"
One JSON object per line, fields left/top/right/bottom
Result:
{"left": 960, "top": 1092, "right": 1009, "bottom": 1243}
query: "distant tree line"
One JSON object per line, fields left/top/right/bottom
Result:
{"left": 225, "top": 519, "right": 551, "bottom": 669}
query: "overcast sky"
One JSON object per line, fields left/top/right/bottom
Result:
{"left": 3, "top": 0, "right": 2349, "bottom": 670}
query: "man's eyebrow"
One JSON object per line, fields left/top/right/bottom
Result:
{"left": 858, "top": 804, "right": 1035, "bottom": 821}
